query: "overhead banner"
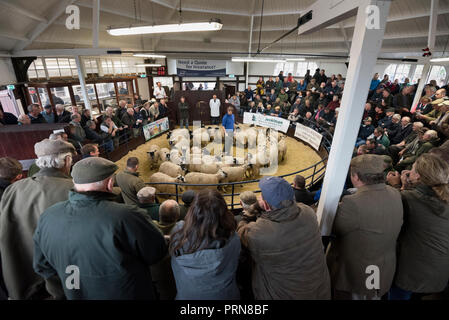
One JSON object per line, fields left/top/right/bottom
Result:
{"left": 143, "top": 117, "right": 169, "bottom": 141}
{"left": 294, "top": 123, "right": 323, "bottom": 151}
{"left": 176, "top": 59, "right": 226, "bottom": 77}
{"left": 242, "top": 112, "right": 290, "bottom": 133}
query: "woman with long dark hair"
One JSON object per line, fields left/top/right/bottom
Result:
{"left": 169, "top": 189, "right": 240, "bottom": 300}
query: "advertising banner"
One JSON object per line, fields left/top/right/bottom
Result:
{"left": 294, "top": 123, "right": 323, "bottom": 151}
{"left": 242, "top": 112, "right": 290, "bottom": 133}
{"left": 143, "top": 117, "right": 169, "bottom": 141}
{"left": 176, "top": 59, "right": 226, "bottom": 77}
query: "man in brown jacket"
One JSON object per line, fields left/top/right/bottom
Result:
{"left": 0, "top": 139, "right": 75, "bottom": 299}
{"left": 327, "top": 154, "right": 403, "bottom": 300}
{"left": 237, "top": 176, "right": 331, "bottom": 299}
{"left": 115, "top": 157, "right": 146, "bottom": 205}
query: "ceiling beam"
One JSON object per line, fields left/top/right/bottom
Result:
{"left": 0, "top": 0, "right": 47, "bottom": 22}
{"left": 76, "top": 1, "right": 449, "bottom": 31}
{"left": 12, "top": 48, "right": 122, "bottom": 57}
{"left": 0, "top": 32, "right": 29, "bottom": 42}
{"left": 13, "top": 0, "right": 77, "bottom": 52}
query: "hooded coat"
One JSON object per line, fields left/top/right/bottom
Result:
{"left": 394, "top": 185, "right": 449, "bottom": 293}
{"left": 237, "top": 202, "right": 331, "bottom": 300}
{"left": 170, "top": 221, "right": 241, "bottom": 300}
{"left": 0, "top": 168, "right": 73, "bottom": 299}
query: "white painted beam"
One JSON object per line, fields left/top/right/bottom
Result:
{"left": 411, "top": 63, "right": 432, "bottom": 111}
{"left": 428, "top": 0, "right": 439, "bottom": 50}
{"left": 315, "top": 0, "right": 391, "bottom": 235}
{"left": 0, "top": 0, "right": 47, "bottom": 22}
{"left": 0, "top": 32, "right": 28, "bottom": 42}
{"left": 92, "top": 0, "right": 100, "bottom": 48}
{"left": 12, "top": 48, "right": 122, "bottom": 57}
{"left": 13, "top": 0, "right": 77, "bottom": 52}
{"left": 75, "top": 56, "right": 91, "bottom": 110}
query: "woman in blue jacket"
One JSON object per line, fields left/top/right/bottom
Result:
{"left": 170, "top": 189, "right": 241, "bottom": 300}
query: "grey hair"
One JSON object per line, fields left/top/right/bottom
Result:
{"left": 55, "top": 104, "right": 65, "bottom": 111}
{"left": 86, "top": 120, "right": 95, "bottom": 127}
{"left": 35, "top": 152, "right": 72, "bottom": 169}
{"left": 392, "top": 114, "right": 401, "bottom": 121}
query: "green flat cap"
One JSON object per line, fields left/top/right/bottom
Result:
{"left": 34, "top": 138, "right": 75, "bottom": 157}
{"left": 71, "top": 157, "right": 118, "bottom": 184}
{"left": 240, "top": 191, "right": 257, "bottom": 206}
{"left": 351, "top": 154, "right": 387, "bottom": 175}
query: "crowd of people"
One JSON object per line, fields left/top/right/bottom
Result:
{"left": 0, "top": 93, "right": 170, "bottom": 156}
{"left": 0, "top": 68, "right": 448, "bottom": 301}
{"left": 223, "top": 69, "right": 343, "bottom": 134}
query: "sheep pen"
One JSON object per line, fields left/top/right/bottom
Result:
{"left": 114, "top": 125, "right": 326, "bottom": 207}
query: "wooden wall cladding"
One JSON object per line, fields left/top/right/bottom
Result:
{"left": 0, "top": 123, "right": 68, "bottom": 160}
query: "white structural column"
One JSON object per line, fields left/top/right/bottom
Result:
{"left": 411, "top": 63, "right": 431, "bottom": 111}
{"left": 246, "top": 14, "right": 255, "bottom": 89}
{"left": 74, "top": 56, "right": 91, "bottom": 111}
{"left": 92, "top": 0, "right": 100, "bottom": 48}
{"left": 316, "top": 0, "right": 391, "bottom": 235}
{"left": 411, "top": 0, "right": 438, "bottom": 110}
{"left": 428, "top": 0, "right": 439, "bottom": 50}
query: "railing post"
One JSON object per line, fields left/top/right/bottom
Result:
{"left": 311, "top": 164, "right": 317, "bottom": 186}
{"left": 175, "top": 183, "right": 179, "bottom": 202}
{"left": 231, "top": 184, "right": 234, "bottom": 210}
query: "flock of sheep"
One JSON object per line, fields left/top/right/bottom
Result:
{"left": 146, "top": 125, "right": 288, "bottom": 196}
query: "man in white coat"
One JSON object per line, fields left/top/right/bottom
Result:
{"left": 153, "top": 82, "right": 167, "bottom": 101}
{"left": 209, "top": 94, "right": 221, "bottom": 125}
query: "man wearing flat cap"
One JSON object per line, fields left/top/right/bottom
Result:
{"left": 0, "top": 139, "right": 75, "bottom": 300}
{"left": 416, "top": 97, "right": 447, "bottom": 125}
{"left": 33, "top": 157, "right": 167, "bottom": 300}
{"left": 327, "top": 154, "right": 403, "bottom": 300}
{"left": 237, "top": 176, "right": 331, "bottom": 300}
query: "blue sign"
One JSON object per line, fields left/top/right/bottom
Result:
{"left": 177, "top": 59, "right": 226, "bottom": 77}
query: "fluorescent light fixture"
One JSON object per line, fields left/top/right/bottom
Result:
{"left": 107, "top": 21, "right": 223, "bottom": 36}
{"left": 135, "top": 63, "right": 162, "bottom": 67}
{"left": 232, "top": 57, "right": 286, "bottom": 63}
{"left": 286, "top": 58, "right": 306, "bottom": 61}
{"left": 430, "top": 57, "right": 449, "bottom": 63}
{"left": 133, "top": 53, "right": 166, "bottom": 58}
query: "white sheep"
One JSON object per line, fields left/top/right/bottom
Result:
{"left": 221, "top": 164, "right": 251, "bottom": 184}
{"left": 168, "top": 128, "right": 190, "bottom": 146}
{"left": 147, "top": 144, "right": 160, "bottom": 169}
{"left": 246, "top": 127, "right": 258, "bottom": 149}
{"left": 149, "top": 172, "right": 184, "bottom": 197}
{"left": 184, "top": 170, "right": 227, "bottom": 190}
{"left": 278, "top": 136, "right": 287, "bottom": 162}
{"left": 158, "top": 148, "right": 170, "bottom": 162}
{"left": 159, "top": 161, "right": 184, "bottom": 178}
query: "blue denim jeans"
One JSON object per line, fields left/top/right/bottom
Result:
{"left": 180, "top": 118, "right": 189, "bottom": 129}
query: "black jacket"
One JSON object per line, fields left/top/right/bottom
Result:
{"left": 390, "top": 123, "right": 413, "bottom": 145}
{"left": 56, "top": 111, "right": 71, "bottom": 123}
{"left": 29, "top": 113, "right": 47, "bottom": 124}
{"left": 0, "top": 112, "right": 18, "bottom": 125}
{"left": 293, "top": 188, "right": 315, "bottom": 205}
{"left": 0, "top": 178, "right": 11, "bottom": 201}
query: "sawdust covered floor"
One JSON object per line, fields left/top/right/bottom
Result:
{"left": 115, "top": 129, "right": 326, "bottom": 207}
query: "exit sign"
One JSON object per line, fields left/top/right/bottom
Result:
{"left": 140, "top": 74, "right": 147, "bottom": 78}
{"left": 7, "top": 84, "right": 15, "bottom": 90}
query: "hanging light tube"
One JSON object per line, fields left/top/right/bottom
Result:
{"left": 232, "top": 57, "right": 286, "bottom": 63}
{"left": 107, "top": 21, "right": 223, "bottom": 36}
{"left": 133, "top": 53, "right": 167, "bottom": 58}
